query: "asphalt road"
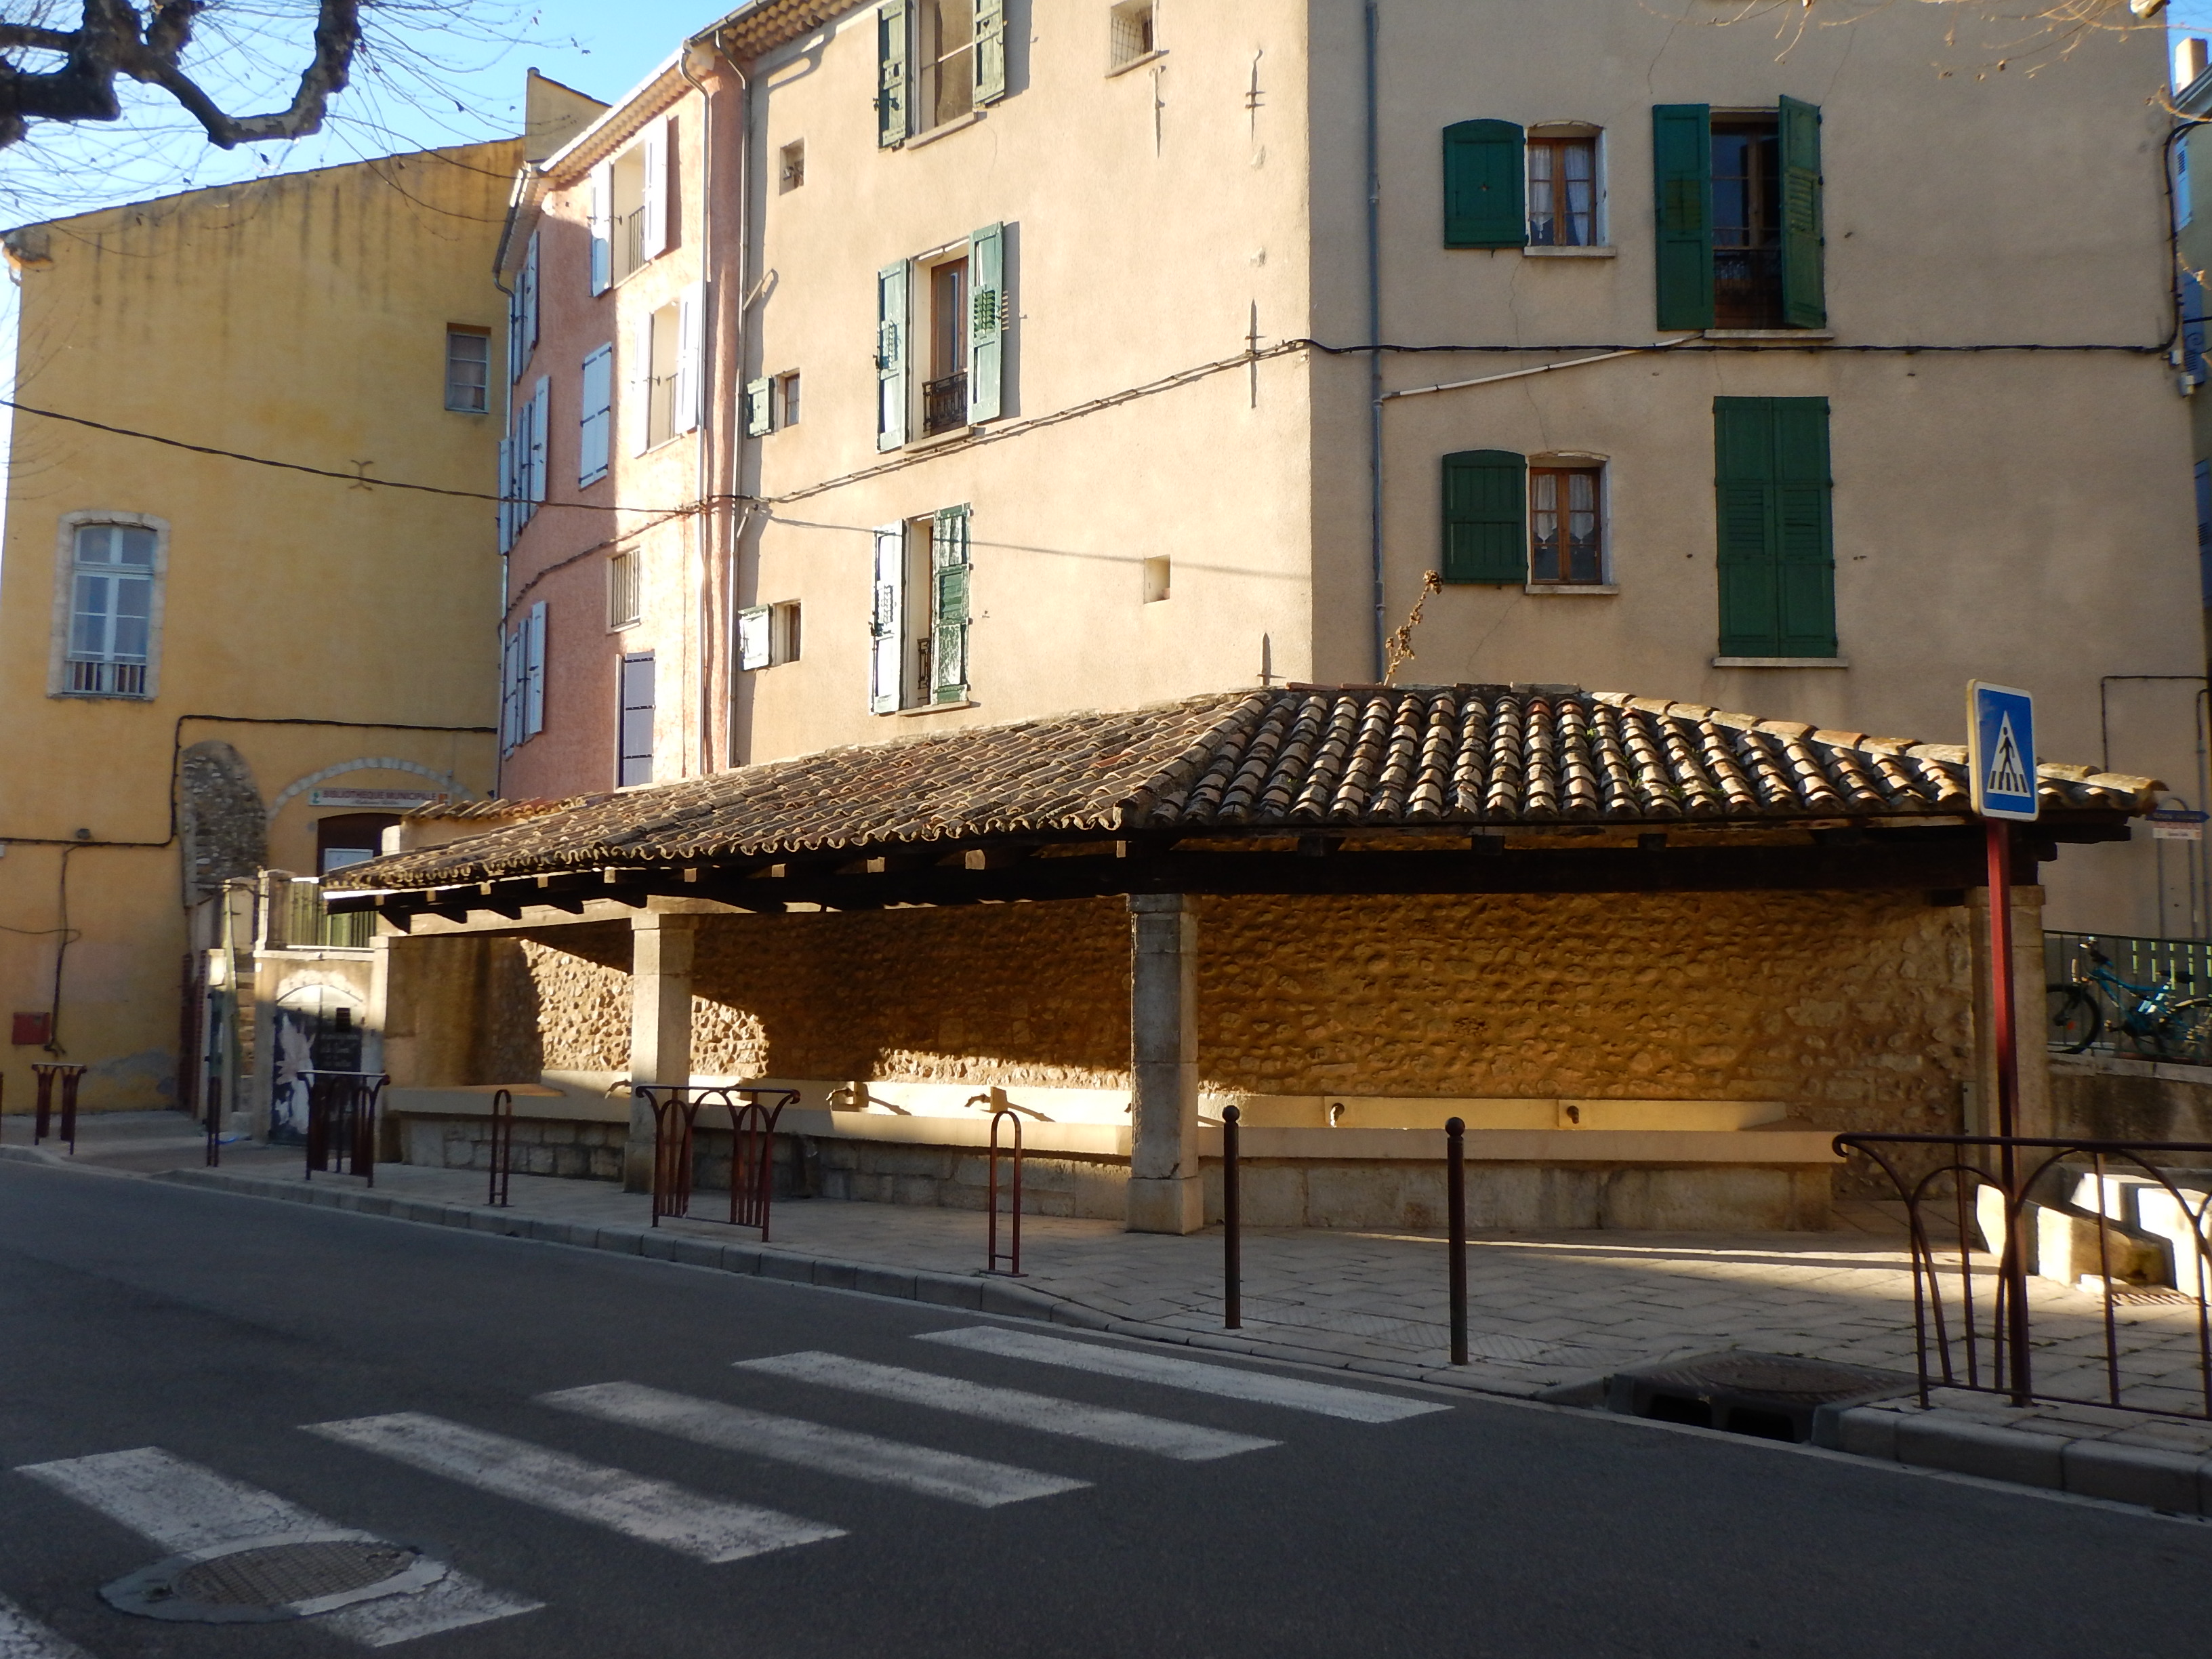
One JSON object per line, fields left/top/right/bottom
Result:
{"left": 2, "top": 1160, "right": 2209, "bottom": 1659}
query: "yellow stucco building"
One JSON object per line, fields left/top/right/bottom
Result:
{"left": 0, "top": 142, "right": 515, "bottom": 1117}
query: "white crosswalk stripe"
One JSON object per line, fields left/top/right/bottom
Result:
{"left": 13, "top": 1446, "right": 538, "bottom": 1647}
{"left": 0, "top": 1595, "right": 93, "bottom": 1659}
{"left": 918, "top": 1327, "right": 1454, "bottom": 1422}
{"left": 735, "top": 1352, "right": 1279, "bottom": 1461}
{"left": 540, "top": 1381, "right": 1089, "bottom": 1508}
{"left": 306, "top": 1412, "right": 846, "bottom": 1563}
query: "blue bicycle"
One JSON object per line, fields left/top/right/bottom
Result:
{"left": 2047, "top": 940, "right": 2212, "bottom": 1060}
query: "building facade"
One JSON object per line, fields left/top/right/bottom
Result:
{"left": 0, "top": 144, "right": 515, "bottom": 1114}
{"left": 487, "top": 0, "right": 2204, "bottom": 943}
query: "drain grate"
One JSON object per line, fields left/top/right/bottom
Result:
{"left": 104, "top": 1532, "right": 447, "bottom": 1624}
{"left": 1606, "top": 1351, "right": 1914, "bottom": 1443}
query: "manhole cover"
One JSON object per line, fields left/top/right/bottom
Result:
{"left": 104, "top": 1532, "right": 448, "bottom": 1623}
{"left": 1605, "top": 1350, "right": 1915, "bottom": 1443}
{"left": 1637, "top": 1354, "right": 1899, "bottom": 1404}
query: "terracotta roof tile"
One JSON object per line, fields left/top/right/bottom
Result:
{"left": 335, "top": 684, "right": 2165, "bottom": 891}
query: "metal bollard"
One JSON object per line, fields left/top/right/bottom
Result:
{"left": 987, "top": 1107, "right": 1023, "bottom": 1275}
{"left": 1222, "top": 1105, "right": 1242, "bottom": 1329}
{"left": 1446, "top": 1116, "right": 1467, "bottom": 1366}
{"left": 487, "top": 1087, "right": 515, "bottom": 1207}
{"left": 32, "top": 1064, "right": 84, "bottom": 1155}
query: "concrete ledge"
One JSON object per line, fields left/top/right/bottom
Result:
{"left": 1893, "top": 1416, "right": 2066, "bottom": 1488}
{"left": 2062, "top": 1439, "right": 2203, "bottom": 1511}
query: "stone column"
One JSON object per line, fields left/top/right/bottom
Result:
{"left": 623, "top": 912, "right": 697, "bottom": 1192}
{"left": 1126, "top": 893, "right": 1202, "bottom": 1234}
{"left": 1969, "top": 882, "right": 2052, "bottom": 1142}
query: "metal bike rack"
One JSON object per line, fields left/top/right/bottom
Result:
{"left": 987, "top": 1103, "right": 1024, "bottom": 1276}
{"left": 487, "top": 1088, "right": 515, "bottom": 1207}
{"left": 31, "top": 1063, "right": 85, "bottom": 1154}
{"left": 303, "top": 1071, "right": 387, "bottom": 1185}
{"left": 642, "top": 1086, "right": 795, "bottom": 1240}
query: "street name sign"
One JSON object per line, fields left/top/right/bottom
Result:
{"left": 1967, "top": 682, "right": 2038, "bottom": 822}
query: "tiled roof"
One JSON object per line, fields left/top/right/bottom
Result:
{"left": 335, "top": 686, "right": 2161, "bottom": 892}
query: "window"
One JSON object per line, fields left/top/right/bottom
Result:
{"left": 579, "top": 343, "right": 613, "bottom": 485}
{"left": 445, "top": 328, "right": 490, "bottom": 413}
{"left": 1109, "top": 1, "right": 1155, "bottom": 70}
{"left": 743, "top": 371, "right": 802, "bottom": 437}
{"left": 619, "top": 653, "right": 655, "bottom": 785}
{"left": 737, "top": 600, "right": 802, "bottom": 670}
{"left": 776, "top": 371, "right": 802, "bottom": 428}
{"left": 876, "top": 0, "right": 1004, "bottom": 146}
{"left": 870, "top": 505, "right": 970, "bottom": 711}
{"left": 1142, "top": 555, "right": 1170, "bottom": 603}
{"left": 62, "top": 521, "right": 158, "bottom": 698}
{"left": 501, "top": 601, "right": 548, "bottom": 752}
{"left": 1526, "top": 136, "right": 1596, "bottom": 247}
{"left": 878, "top": 223, "right": 1004, "bottom": 449}
{"left": 608, "top": 550, "right": 640, "bottom": 630}
{"left": 508, "top": 232, "right": 539, "bottom": 382}
{"left": 1713, "top": 397, "right": 1835, "bottom": 658}
{"left": 780, "top": 139, "right": 805, "bottom": 192}
{"left": 591, "top": 117, "right": 670, "bottom": 295}
{"left": 1529, "top": 467, "right": 1603, "bottom": 584}
{"left": 1653, "top": 100, "right": 1824, "bottom": 331}
{"left": 316, "top": 813, "right": 400, "bottom": 876}
{"left": 635, "top": 287, "right": 701, "bottom": 452}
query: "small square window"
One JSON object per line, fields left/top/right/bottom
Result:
{"left": 445, "top": 327, "right": 490, "bottom": 413}
{"left": 739, "top": 600, "right": 803, "bottom": 670}
{"left": 607, "top": 550, "right": 640, "bottom": 630}
{"left": 1109, "top": 1, "right": 1156, "bottom": 70}
{"left": 776, "top": 371, "right": 801, "bottom": 428}
{"left": 779, "top": 140, "right": 805, "bottom": 192}
{"left": 1142, "top": 556, "right": 1170, "bottom": 603}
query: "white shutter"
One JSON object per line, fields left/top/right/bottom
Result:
{"left": 640, "top": 118, "right": 670, "bottom": 260}
{"left": 500, "top": 625, "right": 523, "bottom": 750}
{"left": 632, "top": 312, "right": 656, "bottom": 455}
{"left": 506, "top": 274, "right": 525, "bottom": 382}
{"left": 528, "top": 377, "right": 550, "bottom": 504}
{"left": 674, "top": 283, "right": 703, "bottom": 435}
{"left": 579, "top": 344, "right": 612, "bottom": 485}
{"left": 589, "top": 162, "right": 613, "bottom": 295}
{"left": 869, "top": 523, "right": 904, "bottom": 714}
{"left": 876, "top": 262, "right": 908, "bottom": 452}
{"left": 522, "top": 231, "right": 540, "bottom": 362}
{"left": 497, "top": 436, "right": 514, "bottom": 552}
{"left": 524, "top": 600, "right": 548, "bottom": 737}
{"left": 737, "top": 606, "right": 771, "bottom": 671}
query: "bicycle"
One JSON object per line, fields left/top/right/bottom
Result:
{"left": 2047, "top": 940, "right": 2212, "bottom": 1060}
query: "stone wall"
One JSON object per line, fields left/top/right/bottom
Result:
{"left": 400, "top": 1113, "right": 625, "bottom": 1180}
{"left": 2052, "top": 1055, "right": 2212, "bottom": 1145}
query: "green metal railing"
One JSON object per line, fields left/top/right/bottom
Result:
{"left": 281, "top": 879, "right": 373, "bottom": 950}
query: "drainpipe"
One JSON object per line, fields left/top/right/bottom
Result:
{"left": 1364, "top": 0, "right": 1385, "bottom": 682}
{"left": 679, "top": 47, "right": 714, "bottom": 777}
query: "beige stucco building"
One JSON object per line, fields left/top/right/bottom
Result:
{"left": 0, "top": 146, "right": 514, "bottom": 1115}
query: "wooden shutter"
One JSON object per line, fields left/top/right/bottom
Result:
{"left": 877, "top": 261, "right": 909, "bottom": 451}
{"left": 1440, "top": 451, "right": 1528, "bottom": 584}
{"left": 640, "top": 118, "right": 670, "bottom": 260}
{"left": 632, "top": 313, "right": 655, "bottom": 455}
{"left": 523, "top": 232, "right": 539, "bottom": 360}
{"left": 497, "top": 436, "right": 514, "bottom": 552}
{"left": 870, "top": 523, "right": 905, "bottom": 713}
{"left": 579, "top": 344, "right": 612, "bottom": 485}
{"left": 931, "top": 506, "right": 972, "bottom": 703}
{"left": 967, "top": 222, "right": 1004, "bottom": 422}
{"left": 1442, "top": 120, "right": 1525, "bottom": 249}
{"left": 1652, "top": 104, "right": 1714, "bottom": 331}
{"left": 674, "top": 283, "right": 703, "bottom": 434}
{"left": 1778, "top": 96, "right": 1825, "bottom": 330}
{"left": 500, "top": 625, "right": 523, "bottom": 752}
{"left": 878, "top": 0, "right": 909, "bottom": 147}
{"left": 737, "top": 606, "right": 771, "bottom": 670}
{"left": 619, "top": 653, "right": 655, "bottom": 786}
{"left": 1714, "top": 396, "right": 1835, "bottom": 657}
{"left": 588, "top": 163, "right": 612, "bottom": 295}
{"left": 974, "top": 0, "right": 1006, "bottom": 104}
{"left": 745, "top": 377, "right": 773, "bottom": 436}
{"left": 527, "top": 377, "right": 550, "bottom": 506}
{"left": 524, "top": 601, "right": 548, "bottom": 737}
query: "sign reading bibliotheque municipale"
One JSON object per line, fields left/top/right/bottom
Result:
{"left": 1967, "top": 682, "right": 2037, "bottom": 823}
{"left": 308, "top": 787, "right": 448, "bottom": 811}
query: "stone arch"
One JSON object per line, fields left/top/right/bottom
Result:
{"left": 179, "top": 741, "right": 265, "bottom": 902}
{"left": 266, "top": 757, "right": 473, "bottom": 824}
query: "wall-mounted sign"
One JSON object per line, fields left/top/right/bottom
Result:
{"left": 309, "top": 788, "right": 447, "bottom": 811}
{"left": 2150, "top": 807, "right": 2207, "bottom": 842}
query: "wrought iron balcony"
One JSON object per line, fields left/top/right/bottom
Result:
{"left": 1713, "top": 247, "right": 1784, "bottom": 329}
{"left": 923, "top": 372, "right": 968, "bottom": 436}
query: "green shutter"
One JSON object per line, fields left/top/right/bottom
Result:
{"left": 1652, "top": 104, "right": 1714, "bottom": 331}
{"left": 1442, "top": 120, "right": 1526, "bottom": 249}
{"left": 931, "top": 506, "right": 971, "bottom": 702}
{"left": 745, "top": 377, "right": 773, "bottom": 436}
{"left": 1778, "top": 95, "right": 1826, "bottom": 330}
{"left": 878, "top": 0, "right": 909, "bottom": 147}
{"left": 1441, "top": 451, "right": 1527, "bottom": 584}
{"left": 967, "top": 222, "right": 1004, "bottom": 422}
{"left": 973, "top": 0, "right": 1006, "bottom": 104}
{"left": 1714, "top": 397, "right": 1835, "bottom": 657}
{"left": 877, "top": 260, "right": 908, "bottom": 451}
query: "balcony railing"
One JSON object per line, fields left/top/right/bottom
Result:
{"left": 66, "top": 659, "right": 146, "bottom": 697}
{"left": 923, "top": 372, "right": 968, "bottom": 436}
{"left": 1713, "top": 246, "right": 1784, "bottom": 329}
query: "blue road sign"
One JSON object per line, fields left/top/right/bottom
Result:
{"left": 1967, "top": 681, "right": 2038, "bottom": 821}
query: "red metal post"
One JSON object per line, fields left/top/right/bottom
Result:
{"left": 1222, "top": 1105, "right": 1242, "bottom": 1330}
{"left": 1986, "top": 819, "right": 2032, "bottom": 1405}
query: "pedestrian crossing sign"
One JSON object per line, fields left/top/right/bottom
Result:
{"left": 1967, "top": 681, "right": 2038, "bottom": 821}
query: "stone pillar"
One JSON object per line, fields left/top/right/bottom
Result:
{"left": 623, "top": 912, "right": 697, "bottom": 1192}
{"left": 1969, "top": 883, "right": 2051, "bottom": 1142}
{"left": 1126, "top": 893, "right": 1202, "bottom": 1234}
